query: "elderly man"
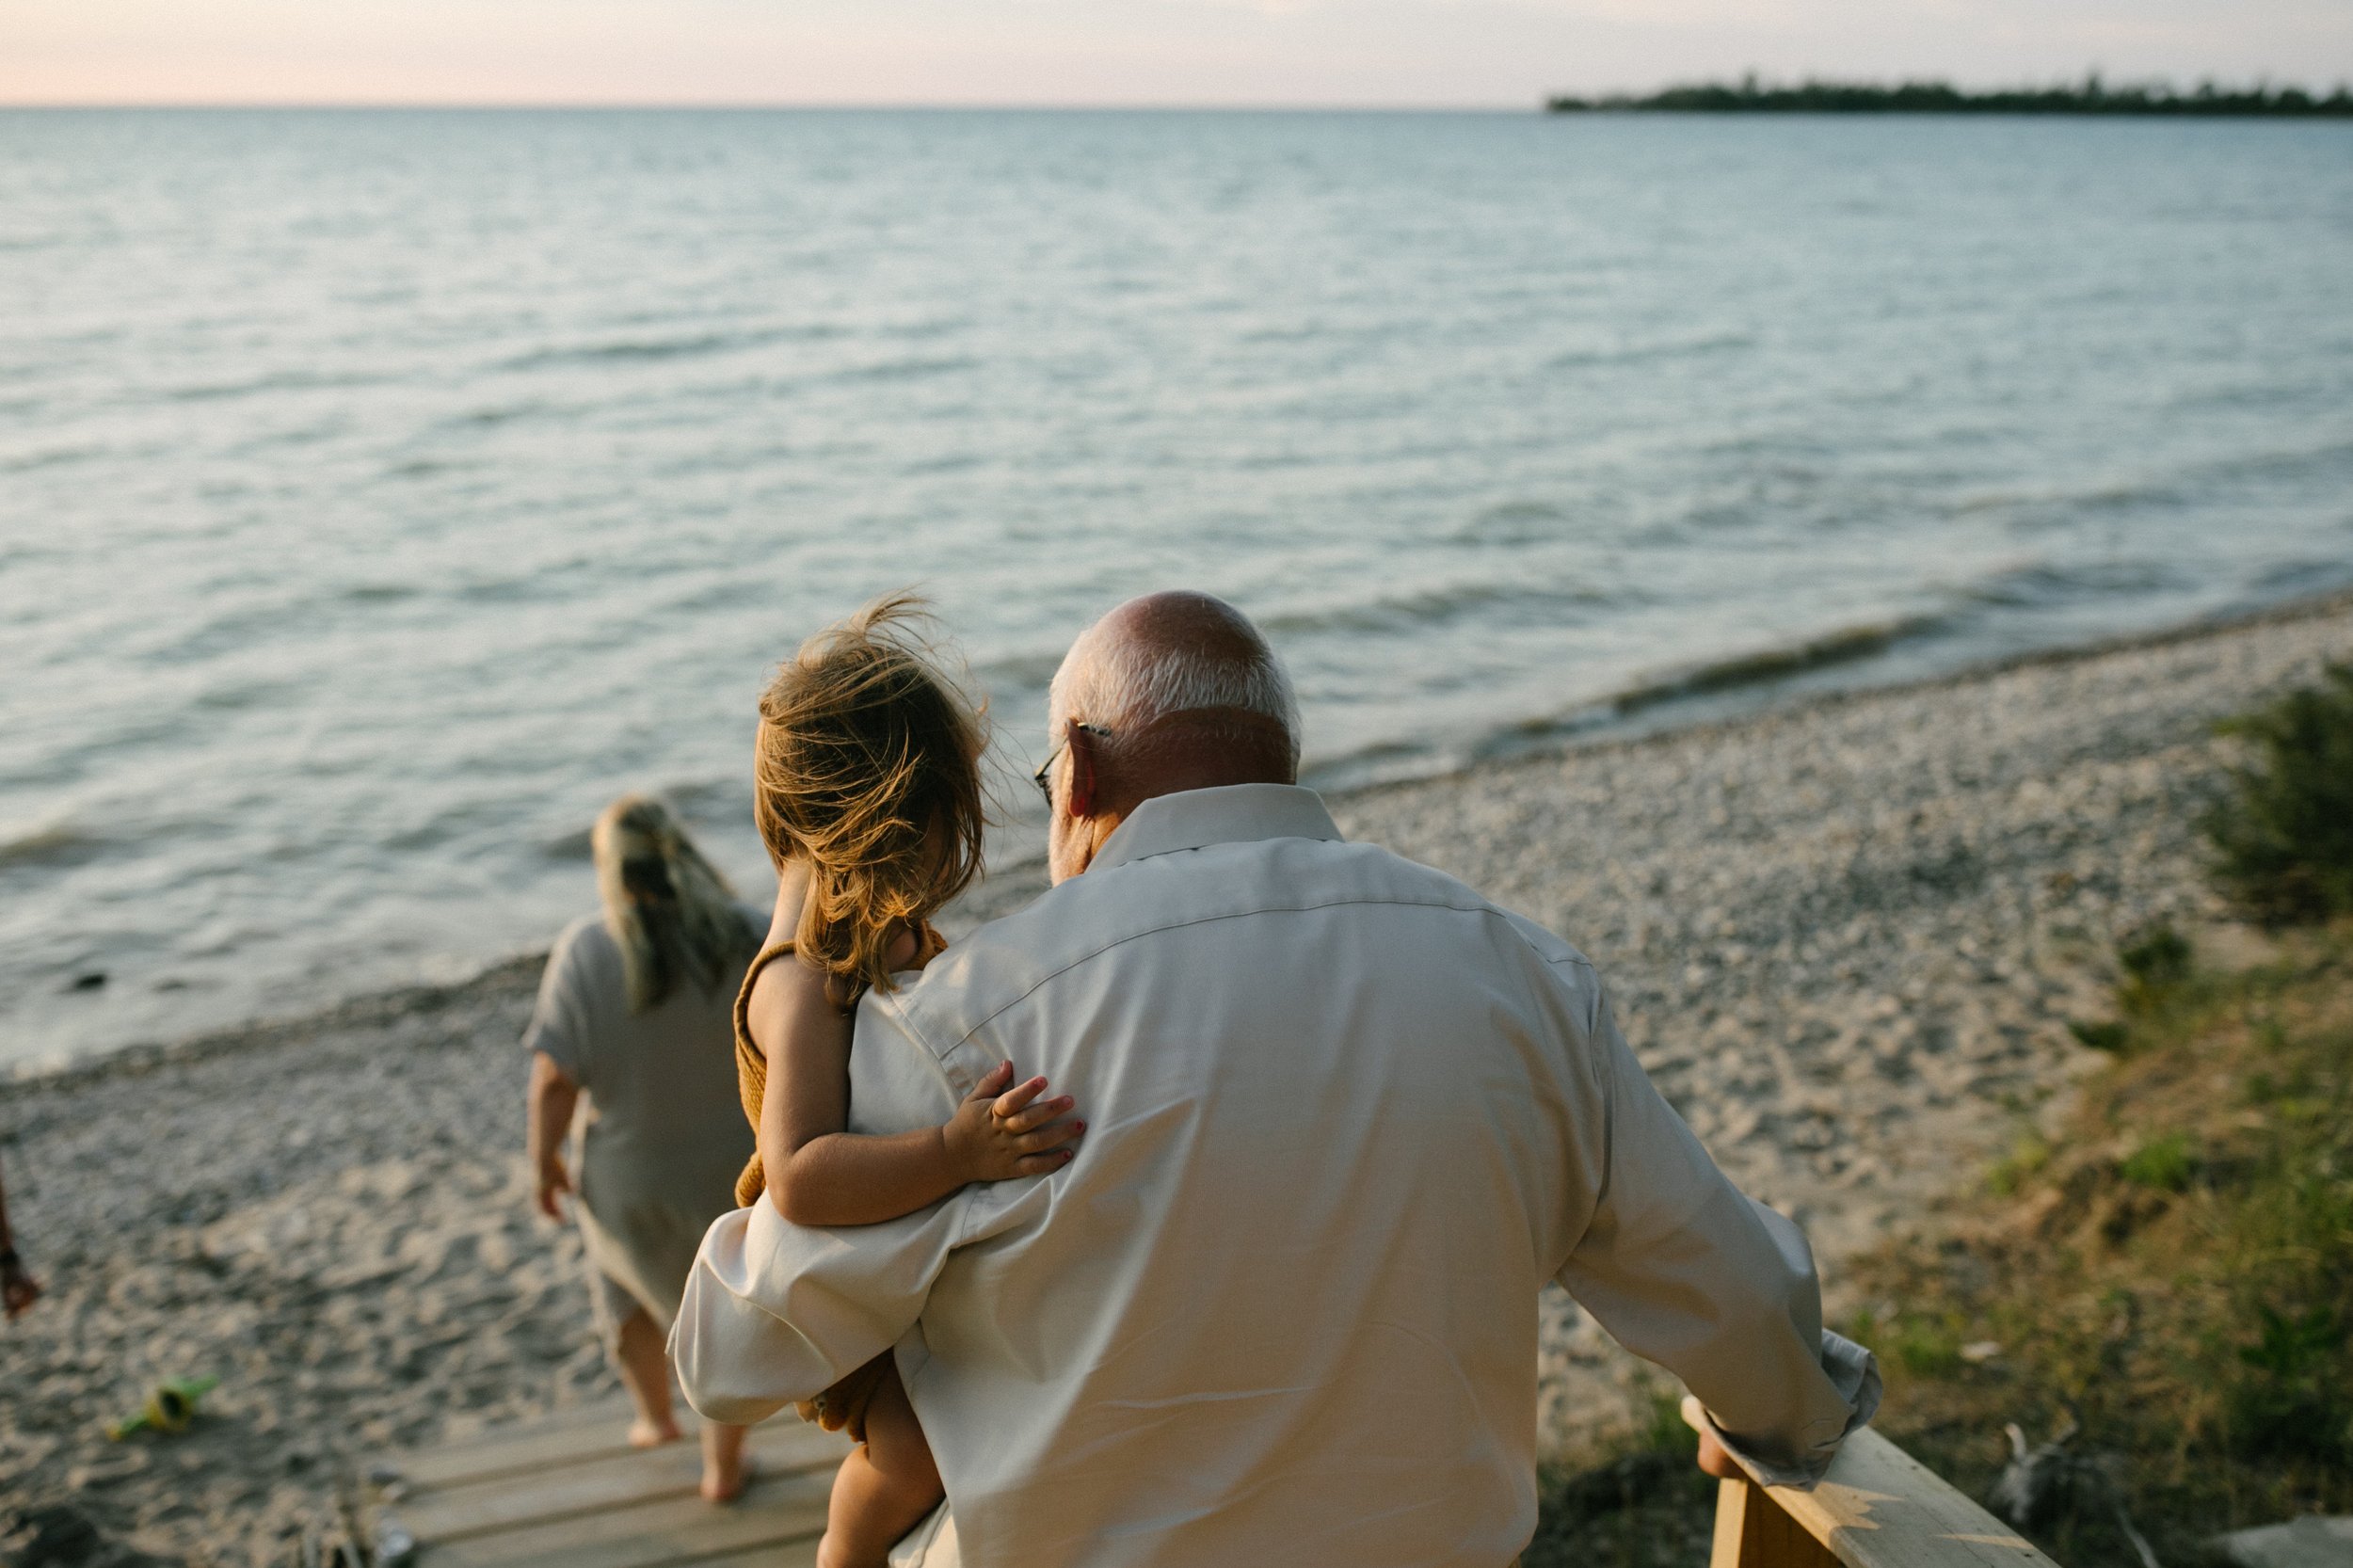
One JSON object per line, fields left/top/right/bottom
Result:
{"left": 676, "top": 591, "right": 1877, "bottom": 1568}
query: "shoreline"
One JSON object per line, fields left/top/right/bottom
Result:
{"left": 19, "top": 583, "right": 2353, "bottom": 1094}
{"left": 5, "top": 590, "right": 2349, "bottom": 1565}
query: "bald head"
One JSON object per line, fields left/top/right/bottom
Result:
{"left": 1043, "top": 592, "right": 1301, "bottom": 882}
{"left": 1051, "top": 591, "right": 1300, "bottom": 775}
{"left": 1090, "top": 591, "right": 1271, "bottom": 677}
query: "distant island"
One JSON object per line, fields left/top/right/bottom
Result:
{"left": 1545, "top": 75, "right": 2353, "bottom": 117}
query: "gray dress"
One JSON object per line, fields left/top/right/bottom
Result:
{"left": 523, "top": 914, "right": 756, "bottom": 1329}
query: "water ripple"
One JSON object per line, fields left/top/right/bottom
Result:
{"left": 2, "top": 109, "right": 2349, "bottom": 1070}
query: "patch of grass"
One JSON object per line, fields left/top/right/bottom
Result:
{"left": 2117, "top": 1132, "right": 2197, "bottom": 1192}
{"left": 1526, "top": 1383, "right": 1714, "bottom": 1568}
{"left": 2066, "top": 922, "right": 2202, "bottom": 1057}
{"left": 2233, "top": 1304, "right": 2351, "bottom": 1463}
{"left": 1988, "top": 1128, "right": 2054, "bottom": 1195}
{"left": 2206, "top": 662, "right": 2353, "bottom": 925}
{"left": 2115, "top": 920, "right": 2193, "bottom": 1012}
{"left": 2127, "top": 918, "right": 2193, "bottom": 988}
{"left": 1888, "top": 1312, "right": 1968, "bottom": 1377}
{"left": 1851, "top": 922, "right": 2353, "bottom": 1565}
{"left": 2067, "top": 1018, "right": 2132, "bottom": 1053}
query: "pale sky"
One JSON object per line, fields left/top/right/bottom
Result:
{"left": 4, "top": 0, "right": 2349, "bottom": 107}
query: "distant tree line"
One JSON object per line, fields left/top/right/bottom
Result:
{"left": 1545, "top": 73, "right": 2353, "bottom": 117}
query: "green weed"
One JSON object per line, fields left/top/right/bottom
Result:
{"left": 2118, "top": 1132, "right": 2196, "bottom": 1192}
{"left": 1855, "top": 923, "right": 2353, "bottom": 1565}
{"left": 2206, "top": 662, "right": 2353, "bottom": 924}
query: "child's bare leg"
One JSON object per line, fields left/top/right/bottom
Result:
{"left": 699, "top": 1418, "right": 751, "bottom": 1503}
{"left": 817, "top": 1363, "right": 943, "bottom": 1568}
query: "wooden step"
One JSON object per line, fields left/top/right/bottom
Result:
{"left": 389, "top": 1408, "right": 851, "bottom": 1567}
{"left": 397, "top": 1400, "right": 680, "bottom": 1494}
{"left": 413, "top": 1461, "right": 831, "bottom": 1567}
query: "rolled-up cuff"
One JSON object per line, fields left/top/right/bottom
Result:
{"left": 1690, "top": 1329, "right": 1881, "bottom": 1491}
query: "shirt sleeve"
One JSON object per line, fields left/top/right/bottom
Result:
{"left": 520, "top": 922, "right": 594, "bottom": 1089}
{"left": 1553, "top": 986, "right": 1881, "bottom": 1490}
{"left": 671, "top": 992, "right": 968, "bottom": 1425}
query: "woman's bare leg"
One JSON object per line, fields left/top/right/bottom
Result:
{"left": 613, "top": 1306, "right": 682, "bottom": 1447}
{"left": 816, "top": 1363, "right": 943, "bottom": 1568}
{"left": 700, "top": 1418, "right": 752, "bottom": 1503}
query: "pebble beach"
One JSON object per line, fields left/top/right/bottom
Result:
{"left": 5, "top": 593, "right": 2348, "bottom": 1566}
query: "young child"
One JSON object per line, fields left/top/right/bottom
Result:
{"left": 732, "top": 593, "right": 1084, "bottom": 1568}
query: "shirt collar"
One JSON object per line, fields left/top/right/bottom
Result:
{"left": 1089, "top": 783, "right": 1343, "bottom": 874}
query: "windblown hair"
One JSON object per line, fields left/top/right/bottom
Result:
{"left": 752, "top": 592, "right": 987, "bottom": 1003}
{"left": 593, "top": 794, "right": 758, "bottom": 1014}
{"left": 1049, "top": 596, "right": 1301, "bottom": 772}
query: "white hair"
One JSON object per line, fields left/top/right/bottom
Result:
{"left": 1049, "top": 604, "right": 1302, "bottom": 771}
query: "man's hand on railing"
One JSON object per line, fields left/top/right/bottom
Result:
{"left": 1696, "top": 1422, "right": 1742, "bottom": 1480}
{"left": 1683, "top": 1395, "right": 1747, "bottom": 1481}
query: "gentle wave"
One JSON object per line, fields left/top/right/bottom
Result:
{"left": 1609, "top": 615, "right": 1947, "bottom": 714}
{"left": 6, "top": 110, "right": 2351, "bottom": 1071}
{"left": 2, "top": 442, "right": 115, "bottom": 474}
{"left": 157, "top": 369, "right": 392, "bottom": 404}
{"left": 497, "top": 325, "right": 811, "bottom": 373}
{"left": 429, "top": 399, "right": 564, "bottom": 432}
{"left": 1303, "top": 612, "right": 1951, "bottom": 787}
{"left": 1545, "top": 330, "right": 1754, "bottom": 370}
{"left": 1961, "top": 559, "right": 2185, "bottom": 610}
{"left": 1258, "top": 582, "right": 1609, "bottom": 639}
{"left": 1451, "top": 500, "right": 1572, "bottom": 545}
{"left": 2191, "top": 435, "right": 2353, "bottom": 488}
{"left": 819, "top": 353, "right": 981, "bottom": 385}
{"left": 0, "top": 818, "right": 104, "bottom": 873}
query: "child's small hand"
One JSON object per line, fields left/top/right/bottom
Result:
{"left": 943, "top": 1060, "right": 1084, "bottom": 1183}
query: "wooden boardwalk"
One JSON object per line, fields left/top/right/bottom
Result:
{"left": 379, "top": 1396, "right": 2058, "bottom": 1568}
{"left": 382, "top": 1401, "right": 853, "bottom": 1568}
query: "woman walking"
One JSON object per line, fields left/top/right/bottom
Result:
{"left": 524, "top": 794, "right": 762, "bottom": 1501}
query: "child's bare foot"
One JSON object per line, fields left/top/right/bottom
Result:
{"left": 701, "top": 1452, "right": 754, "bottom": 1504}
{"left": 628, "top": 1416, "right": 682, "bottom": 1448}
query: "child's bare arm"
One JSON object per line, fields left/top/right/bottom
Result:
{"left": 753, "top": 951, "right": 1083, "bottom": 1228}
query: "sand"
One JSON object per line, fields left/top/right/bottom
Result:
{"left": 4, "top": 594, "right": 2347, "bottom": 1566}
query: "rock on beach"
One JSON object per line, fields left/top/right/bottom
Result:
{"left": 3, "top": 595, "right": 2347, "bottom": 1565}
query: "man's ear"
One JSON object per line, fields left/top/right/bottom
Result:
{"left": 1064, "top": 721, "right": 1099, "bottom": 820}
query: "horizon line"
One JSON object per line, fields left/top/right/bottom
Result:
{"left": 0, "top": 100, "right": 1537, "bottom": 114}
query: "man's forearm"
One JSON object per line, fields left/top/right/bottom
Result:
{"left": 1559, "top": 1018, "right": 1879, "bottom": 1488}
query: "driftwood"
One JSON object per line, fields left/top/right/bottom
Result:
{"left": 1992, "top": 1416, "right": 2160, "bottom": 1568}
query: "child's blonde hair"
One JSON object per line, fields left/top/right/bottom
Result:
{"left": 592, "top": 793, "right": 756, "bottom": 1013}
{"left": 752, "top": 592, "right": 986, "bottom": 1001}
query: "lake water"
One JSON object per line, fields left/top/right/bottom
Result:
{"left": 3, "top": 109, "right": 2349, "bottom": 1072}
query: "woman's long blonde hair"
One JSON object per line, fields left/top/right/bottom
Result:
{"left": 753, "top": 592, "right": 987, "bottom": 1002}
{"left": 593, "top": 794, "right": 757, "bottom": 1013}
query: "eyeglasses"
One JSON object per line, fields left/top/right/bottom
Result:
{"left": 1032, "top": 725, "right": 1107, "bottom": 808}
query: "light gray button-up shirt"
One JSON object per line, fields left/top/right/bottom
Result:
{"left": 675, "top": 784, "right": 1877, "bottom": 1568}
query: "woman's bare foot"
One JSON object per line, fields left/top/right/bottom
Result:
{"left": 629, "top": 1416, "right": 683, "bottom": 1448}
{"left": 613, "top": 1305, "right": 683, "bottom": 1449}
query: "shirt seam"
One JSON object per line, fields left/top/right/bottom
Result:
{"left": 918, "top": 890, "right": 1595, "bottom": 1056}
{"left": 861, "top": 987, "right": 984, "bottom": 1246}
{"left": 1086, "top": 788, "right": 1343, "bottom": 874}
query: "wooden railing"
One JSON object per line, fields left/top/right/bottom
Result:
{"left": 1706, "top": 1424, "right": 2058, "bottom": 1568}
